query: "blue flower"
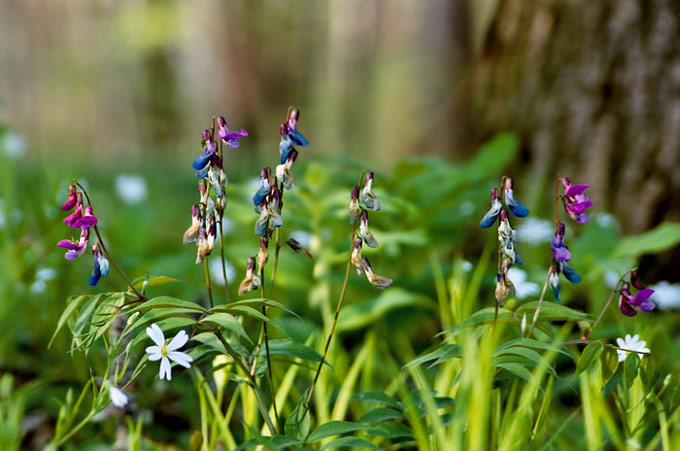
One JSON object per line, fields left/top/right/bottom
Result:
{"left": 480, "top": 187, "right": 502, "bottom": 228}
{"left": 88, "top": 244, "right": 110, "bottom": 286}
{"left": 504, "top": 178, "right": 529, "bottom": 218}
{"left": 192, "top": 130, "right": 216, "bottom": 173}
{"left": 252, "top": 168, "right": 271, "bottom": 206}
{"left": 286, "top": 107, "right": 308, "bottom": 147}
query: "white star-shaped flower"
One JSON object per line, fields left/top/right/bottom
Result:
{"left": 145, "top": 324, "right": 193, "bottom": 380}
{"left": 615, "top": 334, "right": 650, "bottom": 362}
{"left": 109, "top": 385, "right": 129, "bottom": 408}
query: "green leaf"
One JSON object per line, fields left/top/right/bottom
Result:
{"left": 210, "top": 298, "right": 299, "bottom": 318}
{"left": 439, "top": 308, "right": 516, "bottom": 338}
{"left": 575, "top": 342, "right": 604, "bottom": 378}
{"left": 132, "top": 276, "right": 180, "bottom": 291}
{"left": 600, "top": 348, "right": 619, "bottom": 386}
{"left": 49, "top": 295, "right": 92, "bottom": 348}
{"left": 224, "top": 306, "right": 279, "bottom": 328}
{"left": 357, "top": 408, "right": 406, "bottom": 424}
{"left": 320, "top": 437, "right": 381, "bottom": 450}
{"left": 496, "top": 362, "right": 533, "bottom": 382}
{"left": 336, "top": 288, "right": 435, "bottom": 332}
{"left": 200, "top": 313, "right": 251, "bottom": 344}
{"left": 640, "top": 356, "right": 656, "bottom": 389}
{"left": 259, "top": 339, "right": 326, "bottom": 364}
{"left": 365, "top": 422, "right": 414, "bottom": 439}
{"left": 307, "top": 421, "right": 368, "bottom": 442}
{"left": 624, "top": 352, "right": 641, "bottom": 387}
{"left": 349, "top": 391, "right": 402, "bottom": 410}
{"left": 612, "top": 222, "right": 680, "bottom": 259}
{"left": 285, "top": 396, "right": 311, "bottom": 441}
{"left": 496, "top": 338, "right": 572, "bottom": 358}
{"left": 235, "top": 435, "right": 303, "bottom": 451}
{"left": 516, "top": 301, "right": 590, "bottom": 322}
{"left": 126, "top": 296, "right": 205, "bottom": 314}
{"left": 404, "top": 344, "right": 461, "bottom": 369}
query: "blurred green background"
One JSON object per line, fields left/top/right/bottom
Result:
{"left": 1, "top": 0, "right": 679, "bottom": 448}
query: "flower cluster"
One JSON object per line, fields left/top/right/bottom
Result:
{"left": 618, "top": 271, "right": 656, "bottom": 317}
{"left": 480, "top": 177, "right": 529, "bottom": 306}
{"left": 561, "top": 177, "right": 592, "bottom": 223}
{"left": 57, "top": 184, "right": 109, "bottom": 286}
{"left": 547, "top": 222, "right": 581, "bottom": 301}
{"left": 349, "top": 172, "right": 392, "bottom": 289}
{"left": 185, "top": 117, "right": 246, "bottom": 264}
{"left": 276, "top": 107, "right": 307, "bottom": 190}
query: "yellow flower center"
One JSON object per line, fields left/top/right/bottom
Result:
{"left": 161, "top": 345, "right": 168, "bottom": 357}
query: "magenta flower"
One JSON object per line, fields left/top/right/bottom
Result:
{"left": 619, "top": 282, "right": 656, "bottom": 317}
{"left": 550, "top": 223, "right": 571, "bottom": 262}
{"left": 63, "top": 194, "right": 83, "bottom": 227}
{"left": 61, "top": 184, "right": 78, "bottom": 211}
{"left": 217, "top": 116, "right": 248, "bottom": 149}
{"left": 57, "top": 227, "right": 90, "bottom": 261}
{"left": 74, "top": 205, "right": 98, "bottom": 229}
{"left": 561, "top": 177, "right": 592, "bottom": 223}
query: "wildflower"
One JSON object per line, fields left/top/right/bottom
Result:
{"left": 498, "top": 210, "right": 522, "bottom": 265}
{"left": 351, "top": 238, "right": 364, "bottom": 275}
{"left": 267, "top": 188, "right": 283, "bottom": 229}
{"left": 206, "top": 215, "right": 217, "bottom": 254}
{"left": 238, "top": 257, "right": 261, "bottom": 295}
{"left": 195, "top": 226, "right": 210, "bottom": 264}
{"left": 254, "top": 201, "right": 269, "bottom": 236}
{"left": 286, "top": 237, "right": 314, "bottom": 260}
{"left": 286, "top": 107, "right": 309, "bottom": 147}
{"left": 361, "top": 171, "right": 381, "bottom": 211}
{"left": 57, "top": 227, "right": 90, "bottom": 260}
{"left": 63, "top": 194, "right": 83, "bottom": 227}
{"left": 217, "top": 116, "right": 248, "bottom": 149}
{"left": 480, "top": 187, "right": 502, "bottom": 228}
{"left": 109, "top": 385, "right": 129, "bottom": 408}
{"left": 145, "top": 324, "right": 193, "bottom": 381}
{"left": 550, "top": 223, "right": 571, "bottom": 261}
{"left": 257, "top": 237, "right": 269, "bottom": 269}
{"left": 279, "top": 123, "right": 294, "bottom": 164}
{"left": 495, "top": 269, "right": 515, "bottom": 307}
{"left": 182, "top": 205, "right": 201, "bottom": 244}
{"left": 619, "top": 282, "right": 655, "bottom": 317}
{"left": 74, "top": 205, "right": 98, "bottom": 229}
{"left": 61, "top": 184, "right": 78, "bottom": 211}
{"left": 548, "top": 266, "right": 561, "bottom": 301}
{"left": 616, "top": 334, "right": 649, "bottom": 362}
{"left": 252, "top": 168, "right": 270, "bottom": 207}
{"left": 208, "top": 166, "right": 228, "bottom": 199}
{"left": 504, "top": 178, "right": 529, "bottom": 218}
{"left": 561, "top": 177, "right": 592, "bottom": 223}
{"left": 88, "top": 244, "right": 110, "bottom": 286}
{"left": 276, "top": 149, "right": 298, "bottom": 190}
{"left": 349, "top": 186, "right": 361, "bottom": 225}
{"left": 362, "top": 258, "right": 393, "bottom": 289}
{"left": 359, "top": 210, "right": 379, "bottom": 248}
{"left": 192, "top": 130, "right": 216, "bottom": 173}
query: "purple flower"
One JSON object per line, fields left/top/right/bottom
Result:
{"left": 279, "top": 123, "right": 294, "bottom": 164}
{"left": 550, "top": 223, "right": 571, "bottom": 262}
{"left": 561, "top": 177, "right": 592, "bottom": 223}
{"left": 61, "top": 184, "right": 78, "bottom": 212}
{"left": 192, "top": 130, "right": 217, "bottom": 172}
{"left": 57, "top": 227, "right": 90, "bottom": 261}
{"left": 619, "top": 281, "right": 656, "bottom": 317}
{"left": 217, "top": 116, "right": 248, "bottom": 149}
{"left": 480, "top": 187, "right": 502, "bottom": 228}
{"left": 88, "top": 244, "right": 110, "bottom": 286}
{"left": 286, "top": 107, "right": 308, "bottom": 147}
{"left": 74, "top": 205, "right": 98, "bottom": 230}
{"left": 63, "top": 194, "right": 83, "bottom": 227}
{"left": 504, "top": 178, "right": 529, "bottom": 218}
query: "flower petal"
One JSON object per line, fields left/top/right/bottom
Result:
{"left": 562, "top": 263, "right": 581, "bottom": 284}
{"left": 166, "top": 330, "right": 188, "bottom": 352}
{"left": 160, "top": 356, "right": 172, "bottom": 380}
{"left": 146, "top": 347, "right": 163, "bottom": 361}
{"left": 192, "top": 150, "right": 213, "bottom": 171}
{"left": 480, "top": 200, "right": 502, "bottom": 228}
{"left": 168, "top": 351, "right": 193, "bottom": 368}
{"left": 289, "top": 130, "right": 308, "bottom": 147}
{"left": 619, "top": 301, "right": 637, "bottom": 317}
{"left": 146, "top": 324, "right": 165, "bottom": 347}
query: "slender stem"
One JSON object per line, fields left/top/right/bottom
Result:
{"left": 560, "top": 338, "right": 650, "bottom": 355}
{"left": 528, "top": 268, "right": 551, "bottom": 337}
{"left": 307, "top": 222, "right": 358, "bottom": 405}
{"left": 76, "top": 182, "right": 143, "bottom": 300}
{"left": 217, "top": 215, "right": 231, "bottom": 303}
{"left": 212, "top": 331, "right": 278, "bottom": 434}
{"left": 259, "top": 265, "right": 279, "bottom": 427}
{"left": 203, "top": 257, "right": 214, "bottom": 309}
{"left": 584, "top": 269, "right": 635, "bottom": 339}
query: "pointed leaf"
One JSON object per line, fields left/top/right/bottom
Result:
{"left": 349, "top": 391, "right": 402, "bottom": 410}
{"left": 200, "top": 313, "right": 251, "bottom": 344}
{"left": 307, "top": 421, "right": 368, "bottom": 442}
{"left": 320, "top": 437, "right": 381, "bottom": 450}
{"left": 575, "top": 342, "right": 603, "bottom": 378}
{"left": 357, "top": 408, "right": 406, "bottom": 424}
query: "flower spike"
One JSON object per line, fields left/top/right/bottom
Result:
{"left": 362, "top": 257, "right": 393, "bottom": 289}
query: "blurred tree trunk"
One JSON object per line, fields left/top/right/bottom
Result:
{"left": 468, "top": 0, "right": 680, "bottom": 234}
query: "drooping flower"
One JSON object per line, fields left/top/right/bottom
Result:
{"left": 286, "top": 107, "right": 309, "bottom": 147}
{"left": 615, "top": 334, "right": 649, "bottom": 362}
{"left": 359, "top": 210, "right": 379, "bottom": 248}
{"left": 217, "top": 116, "right": 248, "bottom": 149}
{"left": 618, "top": 282, "right": 655, "bottom": 317}
{"left": 361, "top": 171, "right": 381, "bottom": 211}
{"left": 495, "top": 269, "right": 515, "bottom": 307}
{"left": 252, "top": 168, "right": 270, "bottom": 207}
{"left": 192, "top": 130, "right": 217, "bottom": 173}
{"left": 195, "top": 226, "right": 210, "bottom": 264}
{"left": 550, "top": 222, "right": 571, "bottom": 262}
{"left": 267, "top": 188, "right": 283, "bottom": 229}
{"left": 254, "top": 201, "right": 270, "bottom": 236}
{"left": 257, "top": 237, "right": 269, "bottom": 270}
{"left": 351, "top": 238, "right": 364, "bottom": 275}
{"left": 561, "top": 177, "right": 592, "bottom": 223}
{"left": 61, "top": 184, "right": 78, "bottom": 211}
{"left": 88, "top": 243, "right": 110, "bottom": 286}
{"left": 286, "top": 237, "right": 314, "bottom": 260}
{"left": 362, "top": 257, "right": 393, "bottom": 289}
{"left": 504, "top": 178, "right": 529, "bottom": 218}
{"left": 349, "top": 186, "right": 361, "bottom": 225}
{"left": 109, "top": 385, "right": 129, "bottom": 408}
{"left": 63, "top": 194, "right": 84, "bottom": 227}
{"left": 498, "top": 210, "right": 522, "bottom": 265}
{"left": 208, "top": 166, "right": 228, "bottom": 199}
{"left": 145, "top": 324, "right": 193, "bottom": 381}
{"left": 57, "top": 227, "right": 90, "bottom": 261}
{"left": 480, "top": 187, "right": 502, "bottom": 228}
{"left": 560, "top": 261, "right": 581, "bottom": 284}
{"left": 548, "top": 266, "right": 562, "bottom": 301}
{"left": 238, "top": 257, "right": 261, "bottom": 295}
{"left": 74, "top": 205, "right": 98, "bottom": 229}
{"left": 275, "top": 149, "right": 298, "bottom": 190}
{"left": 182, "top": 205, "right": 201, "bottom": 244}
{"left": 279, "top": 123, "right": 294, "bottom": 164}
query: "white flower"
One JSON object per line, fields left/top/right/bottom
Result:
{"left": 647, "top": 281, "right": 680, "bottom": 310}
{"left": 616, "top": 334, "right": 650, "bottom": 362}
{"left": 507, "top": 267, "right": 539, "bottom": 299}
{"left": 145, "top": 324, "right": 193, "bottom": 380}
{"left": 109, "top": 385, "right": 129, "bottom": 408}
{"left": 516, "top": 218, "right": 554, "bottom": 246}
{"left": 115, "top": 174, "right": 148, "bottom": 205}
{"left": 209, "top": 257, "right": 236, "bottom": 286}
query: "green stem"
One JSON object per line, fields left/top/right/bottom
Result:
{"left": 259, "top": 266, "right": 279, "bottom": 428}
{"left": 217, "top": 215, "right": 231, "bottom": 303}
{"left": 204, "top": 257, "right": 214, "bottom": 309}
{"left": 528, "top": 268, "right": 551, "bottom": 337}
{"left": 584, "top": 269, "right": 635, "bottom": 339}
